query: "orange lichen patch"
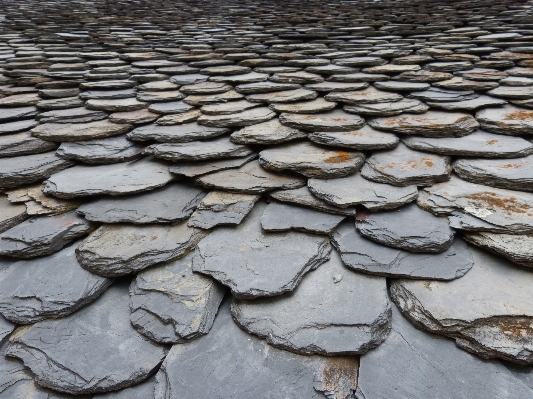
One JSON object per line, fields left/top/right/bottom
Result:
{"left": 324, "top": 151, "right": 354, "bottom": 163}
{"left": 493, "top": 318, "right": 533, "bottom": 340}
{"left": 499, "top": 162, "right": 525, "bottom": 169}
{"left": 356, "top": 210, "right": 371, "bottom": 221}
{"left": 506, "top": 110, "right": 533, "bottom": 121}
{"left": 465, "top": 191, "right": 530, "bottom": 215}
{"left": 486, "top": 139, "right": 499, "bottom": 145}
{"left": 385, "top": 116, "right": 408, "bottom": 126}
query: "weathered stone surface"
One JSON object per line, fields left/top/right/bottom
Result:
{"left": 355, "top": 203, "right": 454, "bottom": 253}
{"left": 305, "top": 81, "right": 369, "bottom": 92}
{"left": 355, "top": 302, "right": 533, "bottom": 399}
{"left": 0, "top": 119, "right": 39, "bottom": 135}
{"left": 374, "top": 81, "right": 430, "bottom": 91}
{"left": 488, "top": 86, "right": 533, "bottom": 100}
{"left": 154, "top": 299, "right": 358, "bottom": 399}
{"left": 43, "top": 156, "right": 174, "bottom": 198}
{"left": 195, "top": 160, "right": 305, "bottom": 194}
{"left": 136, "top": 90, "right": 185, "bottom": 103}
{"left": 369, "top": 111, "right": 479, "bottom": 137}
{"left": 333, "top": 219, "right": 473, "bottom": 279}
{"left": 79, "top": 89, "right": 136, "bottom": 100}
{"left": 260, "top": 141, "right": 364, "bottom": 178}
{"left": 453, "top": 155, "right": 533, "bottom": 192}
{"left": 31, "top": 120, "right": 133, "bottom": 142}
{"left": 391, "top": 247, "right": 533, "bottom": 365}
{"left": 270, "top": 71, "right": 323, "bottom": 84}
{"left": 169, "top": 154, "right": 257, "bottom": 177}
{"left": 146, "top": 137, "right": 252, "bottom": 161}
{"left": 261, "top": 201, "right": 345, "bottom": 234}
{"left": 77, "top": 222, "right": 209, "bottom": 277}
{"left": 128, "top": 122, "right": 228, "bottom": 143}
{"left": 36, "top": 107, "right": 108, "bottom": 124}
{"left": 0, "top": 241, "right": 112, "bottom": 323}
{"left": 6, "top": 282, "right": 167, "bottom": 394}
{"left": 476, "top": 105, "right": 533, "bottom": 135}
{"left": 109, "top": 109, "right": 159, "bottom": 124}
{"left": 464, "top": 232, "right": 533, "bottom": 268}
{"left": 426, "top": 95, "right": 507, "bottom": 111}
{"left": 200, "top": 99, "right": 258, "bottom": 115}
{"left": 8, "top": 184, "right": 80, "bottom": 216}
{"left": 308, "top": 173, "right": 418, "bottom": 210}
{"left": 93, "top": 376, "right": 156, "bottom": 399}
{"left": 230, "top": 118, "right": 306, "bottom": 144}
{"left": 148, "top": 100, "right": 194, "bottom": 115}
{"left": 130, "top": 252, "right": 226, "bottom": 344}
{"left": 183, "top": 90, "right": 244, "bottom": 106}
{"left": 409, "top": 87, "right": 477, "bottom": 102}
{"left": 197, "top": 107, "right": 275, "bottom": 127}
{"left": 325, "top": 87, "right": 403, "bottom": 104}
{"left": 86, "top": 98, "right": 147, "bottom": 112}
{"left": 0, "top": 106, "right": 38, "bottom": 122}
{"left": 270, "top": 186, "right": 356, "bottom": 216}
{"left": 433, "top": 76, "right": 500, "bottom": 91}
{"left": 235, "top": 81, "right": 301, "bottom": 94}
{"left": 280, "top": 109, "right": 365, "bottom": 132}
{"left": 193, "top": 201, "right": 331, "bottom": 298}
{"left": 344, "top": 98, "right": 428, "bottom": 116}
{"left": 180, "top": 81, "right": 232, "bottom": 95}
{"left": 232, "top": 248, "right": 390, "bottom": 355}
{"left": 155, "top": 109, "right": 202, "bottom": 125}
{"left": 78, "top": 183, "right": 206, "bottom": 224}
{"left": 418, "top": 176, "right": 533, "bottom": 233}
{"left": 0, "top": 131, "right": 57, "bottom": 157}
{"left": 361, "top": 142, "right": 451, "bottom": 187}
{"left": 0, "top": 151, "right": 73, "bottom": 189}
{"left": 402, "top": 130, "right": 533, "bottom": 158}
{"left": 246, "top": 88, "right": 318, "bottom": 103}
{"left": 56, "top": 135, "right": 144, "bottom": 164}
{"left": 308, "top": 125, "right": 399, "bottom": 150}
{"left": 0, "top": 195, "right": 27, "bottom": 233}
{"left": 269, "top": 98, "right": 337, "bottom": 114}
{"left": 188, "top": 191, "right": 259, "bottom": 229}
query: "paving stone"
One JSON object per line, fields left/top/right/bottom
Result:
{"left": 193, "top": 201, "right": 331, "bottom": 298}
{"left": 361, "top": 142, "right": 451, "bottom": 187}
{"left": 56, "top": 135, "right": 144, "bottom": 164}
{"left": 154, "top": 299, "right": 358, "bottom": 399}
{"left": 36, "top": 107, "right": 108, "bottom": 124}
{"left": 0, "top": 151, "right": 73, "bottom": 189}
{"left": 333, "top": 219, "right": 473, "bottom": 280}
{"left": 0, "top": 131, "right": 57, "bottom": 157}
{"left": 464, "top": 232, "right": 533, "bottom": 268}
{"left": 344, "top": 98, "right": 428, "bottom": 116}
{"left": 77, "top": 222, "right": 209, "bottom": 277}
{"left": 31, "top": 120, "right": 133, "bottom": 142}
{"left": 259, "top": 141, "right": 365, "bottom": 178}
{"left": 197, "top": 107, "right": 275, "bottom": 127}
{"left": 230, "top": 118, "right": 306, "bottom": 145}
{"left": 0, "top": 241, "right": 112, "bottom": 324}
{"left": 188, "top": 191, "right": 260, "bottom": 229}
{"left": 391, "top": 247, "right": 533, "bottom": 365}
{"left": 355, "top": 301, "right": 533, "bottom": 399}
{"left": 77, "top": 183, "right": 206, "bottom": 224}
{"left": 402, "top": 130, "right": 533, "bottom": 157}
{"left": 280, "top": 109, "right": 365, "bottom": 132}
{"left": 43, "top": 156, "right": 174, "bottom": 198}
{"left": 0, "top": 210, "right": 95, "bottom": 258}
{"left": 269, "top": 98, "right": 337, "bottom": 114}
{"left": 325, "top": 87, "right": 403, "bottom": 104}
{"left": 368, "top": 111, "right": 479, "bottom": 137}
{"left": 169, "top": 153, "right": 257, "bottom": 178}
{"left": 308, "top": 173, "right": 418, "bottom": 210}
{"left": 130, "top": 251, "right": 225, "bottom": 344}
{"left": 453, "top": 155, "right": 533, "bottom": 192}
{"left": 476, "top": 105, "right": 533, "bottom": 135}
{"left": 270, "top": 186, "right": 356, "bottom": 216}
{"left": 246, "top": 88, "right": 318, "bottom": 103}
{"left": 0, "top": 195, "right": 27, "bottom": 233}
{"left": 6, "top": 281, "right": 167, "bottom": 394}
{"left": 128, "top": 122, "right": 228, "bottom": 143}
{"left": 232, "top": 248, "right": 390, "bottom": 355}
{"left": 145, "top": 137, "right": 252, "bottom": 161}
{"left": 355, "top": 203, "right": 454, "bottom": 253}
{"left": 418, "top": 176, "right": 533, "bottom": 234}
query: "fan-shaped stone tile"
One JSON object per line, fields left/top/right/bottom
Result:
{"left": 36, "top": 107, "right": 107, "bottom": 124}
{"left": 31, "top": 120, "right": 133, "bottom": 142}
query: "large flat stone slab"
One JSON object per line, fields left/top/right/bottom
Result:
{"left": 127, "top": 122, "right": 229, "bottom": 143}
{"left": 145, "top": 137, "right": 252, "bottom": 161}
{"left": 130, "top": 251, "right": 225, "bottom": 344}
{"left": 31, "top": 120, "right": 133, "bottom": 142}
{"left": 231, "top": 249, "right": 390, "bottom": 355}
{"left": 6, "top": 282, "right": 167, "bottom": 394}
{"left": 56, "top": 135, "right": 144, "bottom": 164}
{"left": 192, "top": 201, "right": 331, "bottom": 298}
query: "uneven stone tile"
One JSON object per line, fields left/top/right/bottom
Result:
{"left": 270, "top": 71, "right": 324, "bottom": 84}
{"left": 154, "top": 299, "right": 358, "bottom": 399}
{"left": 136, "top": 90, "right": 185, "bottom": 102}
{"left": 259, "top": 141, "right": 365, "bottom": 178}
{"left": 235, "top": 81, "right": 301, "bottom": 94}
{"left": 180, "top": 81, "right": 232, "bottom": 95}
{"left": 77, "top": 183, "right": 206, "bottom": 224}
{"left": 128, "top": 122, "right": 228, "bottom": 143}
{"left": 197, "top": 107, "right": 275, "bottom": 127}
{"left": 344, "top": 98, "right": 428, "bottom": 116}
{"left": 0, "top": 241, "right": 112, "bottom": 324}
{"left": 325, "top": 87, "right": 403, "bottom": 104}
{"left": 31, "top": 120, "right": 133, "bottom": 142}
{"left": 200, "top": 99, "right": 259, "bottom": 115}
{"left": 374, "top": 81, "right": 430, "bottom": 91}
{"left": 361, "top": 142, "right": 451, "bottom": 187}
{"left": 109, "top": 109, "right": 159, "bottom": 124}
{"left": 232, "top": 248, "right": 390, "bottom": 355}
{"left": 148, "top": 100, "right": 194, "bottom": 115}
{"left": 464, "top": 232, "right": 533, "bottom": 268}
{"left": 333, "top": 219, "right": 473, "bottom": 280}
{"left": 0, "top": 151, "right": 73, "bottom": 189}
{"left": 42, "top": 155, "right": 171, "bottom": 198}
{"left": 305, "top": 81, "right": 369, "bottom": 92}
{"left": 391, "top": 247, "right": 533, "bottom": 365}
{"left": 269, "top": 98, "right": 336, "bottom": 114}
{"left": 395, "top": 70, "right": 453, "bottom": 82}
{"left": 0, "top": 93, "right": 40, "bottom": 106}
{"left": 308, "top": 125, "right": 399, "bottom": 150}
{"left": 355, "top": 203, "right": 454, "bottom": 253}
{"left": 476, "top": 105, "right": 533, "bottom": 135}
{"left": 36, "top": 97, "right": 84, "bottom": 110}
{"left": 280, "top": 109, "right": 365, "bottom": 132}
{"left": 333, "top": 56, "right": 387, "bottom": 67}
{"left": 433, "top": 76, "right": 500, "bottom": 91}
{"left": 210, "top": 72, "right": 268, "bottom": 84}
{"left": 188, "top": 191, "right": 259, "bottom": 229}
{"left": 130, "top": 251, "right": 225, "bottom": 344}
{"left": 183, "top": 90, "right": 244, "bottom": 106}
{"left": 145, "top": 137, "right": 252, "bottom": 161}
{"left": 246, "top": 88, "right": 317, "bottom": 103}
{"left": 230, "top": 118, "right": 306, "bottom": 145}
{"left": 15, "top": 184, "right": 81, "bottom": 216}
{"left": 193, "top": 201, "right": 331, "bottom": 298}
{"left": 402, "top": 130, "right": 533, "bottom": 158}
{"left": 36, "top": 107, "right": 108, "bottom": 124}
{"left": 418, "top": 176, "right": 533, "bottom": 234}
{"left": 0, "top": 195, "right": 27, "bottom": 233}
{"left": 369, "top": 111, "right": 479, "bottom": 137}
{"left": 427, "top": 95, "right": 507, "bottom": 111}
{"left": 355, "top": 302, "right": 533, "bottom": 399}
{"left": 77, "top": 222, "right": 209, "bottom": 277}
{"left": 0, "top": 119, "right": 39, "bottom": 135}
{"left": 56, "top": 135, "right": 144, "bottom": 164}
{"left": 79, "top": 89, "right": 136, "bottom": 100}
{"left": 0, "top": 106, "right": 38, "bottom": 122}
{"left": 93, "top": 376, "right": 156, "bottom": 399}
{"left": 488, "top": 86, "right": 533, "bottom": 100}
{"left": 155, "top": 109, "right": 202, "bottom": 125}
{"left": 169, "top": 73, "right": 209, "bottom": 85}
{"left": 168, "top": 153, "right": 257, "bottom": 177}
{"left": 6, "top": 282, "right": 167, "bottom": 394}
{"left": 308, "top": 173, "right": 418, "bottom": 210}
{"left": 270, "top": 186, "right": 356, "bottom": 216}
{"left": 408, "top": 87, "right": 477, "bottom": 102}
{"left": 0, "top": 211, "right": 94, "bottom": 258}
{"left": 0, "top": 131, "right": 57, "bottom": 157}
{"left": 261, "top": 201, "right": 345, "bottom": 235}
